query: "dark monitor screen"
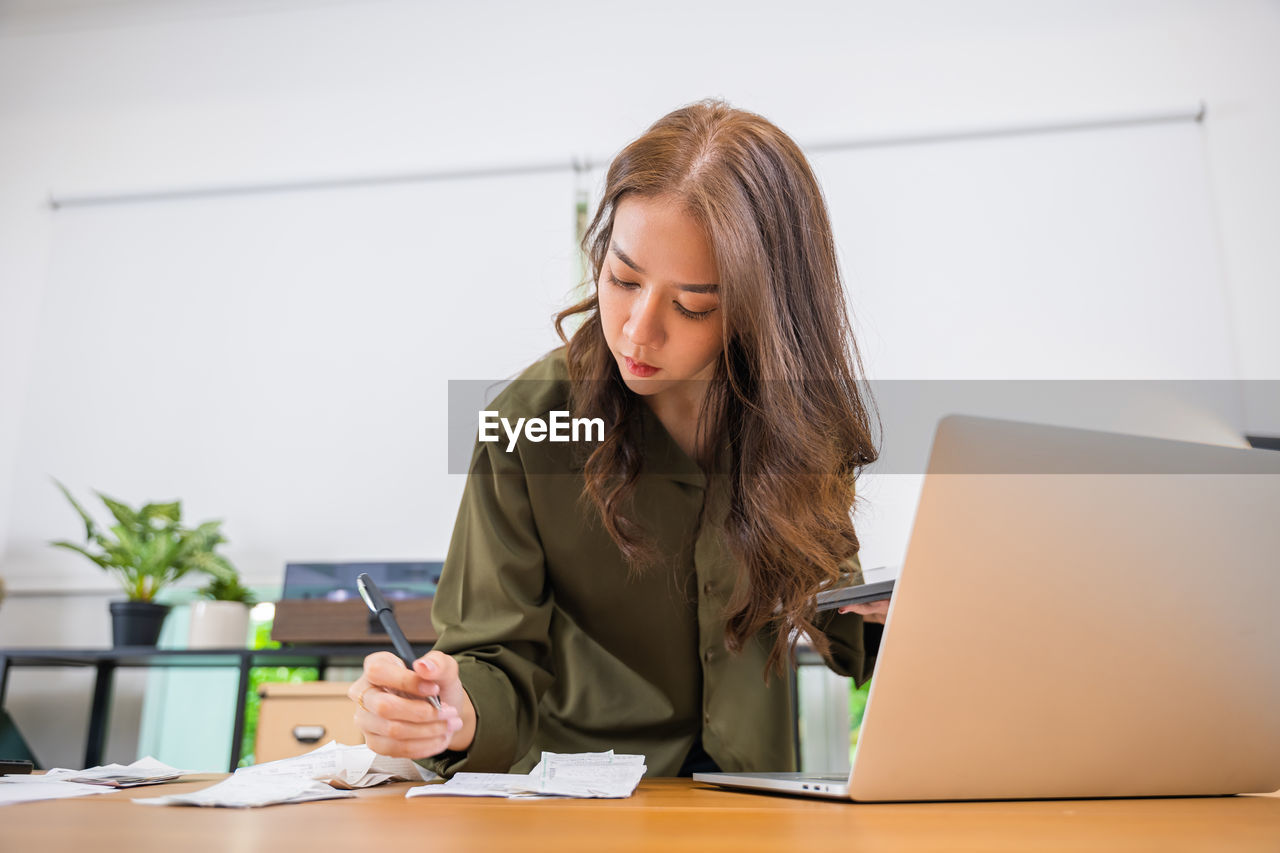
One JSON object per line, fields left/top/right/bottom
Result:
{"left": 281, "top": 561, "right": 443, "bottom": 601}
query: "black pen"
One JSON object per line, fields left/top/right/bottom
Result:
{"left": 356, "top": 572, "right": 443, "bottom": 711}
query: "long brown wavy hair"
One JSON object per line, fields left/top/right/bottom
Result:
{"left": 555, "top": 99, "right": 879, "bottom": 675}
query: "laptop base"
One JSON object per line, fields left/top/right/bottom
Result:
{"left": 693, "top": 771, "right": 851, "bottom": 800}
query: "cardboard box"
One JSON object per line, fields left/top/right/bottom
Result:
{"left": 255, "top": 681, "right": 364, "bottom": 763}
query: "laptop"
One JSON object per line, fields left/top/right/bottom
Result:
{"left": 696, "top": 414, "right": 1280, "bottom": 801}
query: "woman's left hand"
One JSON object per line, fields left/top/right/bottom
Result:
{"left": 839, "top": 598, "right": 890, "bottom": 624}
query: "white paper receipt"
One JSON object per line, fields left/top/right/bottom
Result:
{"left": 132, "top": 742, "right": 437, "bottom": 808}
{"left": 236, "top": 741, "right": 437, "bottom": 789}
{"left": 134, "top": 773, "right": 355, "bottom": 808}
{"left": 6, "top": 756, "right": 187, "bottom": 788}
{"left": 407, "top": 751, "right": 647, "bottom": 800}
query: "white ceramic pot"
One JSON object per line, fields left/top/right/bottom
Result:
{"left": 188, "top": 600, "right": 251, "bottom": 649}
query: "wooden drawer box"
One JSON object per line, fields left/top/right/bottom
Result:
{"left": 255, "top": 681, "right": 364, "bottom": 763}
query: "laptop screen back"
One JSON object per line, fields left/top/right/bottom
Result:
{"left": 848, "top": 415, "right": 1280, "bottom": 801}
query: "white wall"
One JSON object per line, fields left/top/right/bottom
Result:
{"left": 2, "top": 0, "right": 1278, "bottom": 768}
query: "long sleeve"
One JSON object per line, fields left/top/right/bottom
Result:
{"left": 413, "top": 347, "right": 858, "bottom": 776}
{"left": 418, "top": 436, "right": 556, "bottom": 776}
{"left": 814, "top": 551, "right": 881, "bottom": 686}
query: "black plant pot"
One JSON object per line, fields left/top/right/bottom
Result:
{"left": 109, "top": 601, "right": 171, "bottom": 647}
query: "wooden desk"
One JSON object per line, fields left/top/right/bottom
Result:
{"left": 5, "top": 777, "right": 1280, "bottom": 852}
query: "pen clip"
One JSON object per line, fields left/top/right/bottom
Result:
{"left": 356, "top": 572, "right": 389, "bottom": 614}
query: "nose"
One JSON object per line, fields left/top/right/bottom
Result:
{"left": 622, "top": 288, "right": 665, "bottom": 350}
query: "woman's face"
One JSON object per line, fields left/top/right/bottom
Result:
{"left": 597, "top": 194, "right": 723, "bottom": 407}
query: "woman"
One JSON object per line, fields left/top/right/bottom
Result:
{"left": 349, "top": 99, "right": 887, "bottom": 777}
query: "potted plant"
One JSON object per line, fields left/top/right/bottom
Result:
{"left": 50, "top": 480, "right": 237, "bottom": 647}
{"left": 188, "top": 574, "right": 256, "bottom": 649}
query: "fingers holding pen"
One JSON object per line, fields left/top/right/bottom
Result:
{"left": 361, "top": 651, "right": 437, "bottom": 698}
{"left": 412, "top": 651, "right": 457, "bottom": 688}
{"left": 351, "top": 652, "right": 444, "bottom": 720}
{"left": 356, "top": 700, "right": 462, "bottom": 759}
{"left": 350, "top": 650, "right": 464, "bottom": 758}
{"left": 349, "top": 683, "right": 463, "bottom": 759}
{"left": 413, "top": 651, "right": 476, "bottom": 753}
{"left": 354, "top": 691, "right": 461, "bottom": 732}
{"left": 354, "top": 681, "right": 450, "bottom": 724}
{"left": 413, "top": 652, "right": 463, "bottom": 711}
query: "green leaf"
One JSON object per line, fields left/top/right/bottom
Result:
{"left": 52, "top": 479, "right": 97, "bottom": 541}
{"left": 192, "top": 519, "right": 225, "bottom": 544}
{"left": 50, "top": 540, "right": 111, "bottom": 570}
{"left": 181, "top": 550, "right": 235, "bottom": 583}
{"left": 99, "top": 540, "right": 133, "bottom": 569}
{"left": 97, "top": 493, "right": 141, "bottom": 532}
{"left": 138, "top": 530, "right": 171, "bottom": 577}
{"left": 153, "top": 531, "right": 181, "bottom": 573}
{"left": 175, "top": 521, "right": 225, "bottom": 561}
{"left": 139, "top": 501, "right": 182, "bottom": 528}
{"left": 199, "top": 571, "right": 255, "bottom": 604}
{"left": 111, "top": 523, "right": 143, "bottom": 557}
{"left": 211, "top": 553, "right": 238, "bottom": 576}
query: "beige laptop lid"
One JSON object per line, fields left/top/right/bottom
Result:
{"left": 849, "top": 415, "right": 1280, "bottom": 801}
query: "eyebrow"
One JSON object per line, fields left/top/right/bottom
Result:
{"left": 611, "top": 242, "right": 720, "bottom": 294}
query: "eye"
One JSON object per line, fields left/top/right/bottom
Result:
{"left": 608, "top": 272, "right": 640, "bottom": 290}
{"left": 609, "top": 271, "right": 717, "bottom": 320}
{"left": 675, "top": 303, "right": 716, "bottom": 321}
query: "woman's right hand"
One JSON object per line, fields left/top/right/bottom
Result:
{"left": 839, "top": 598, "right": 890, "bottom": 624}
{"left": 348, "top": 650, "right": 476, "bottom": 759}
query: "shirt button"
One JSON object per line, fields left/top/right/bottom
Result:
{"left": 704, "top": 711, "right": 712, "bottom": 725}
{"left": 704, "top": 648, "right": 714, "bottom": 663}
{"left": 702, "top": 582, "right": 713, "bottom": 596}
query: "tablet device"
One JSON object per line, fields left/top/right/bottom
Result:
{"left": 814, "top": 578, "right": 895, "bottom": 612}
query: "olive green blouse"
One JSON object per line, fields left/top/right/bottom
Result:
{"left": 420, "top": 348, "right": 877, "bottom": 778}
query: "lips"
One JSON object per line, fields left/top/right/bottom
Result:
{"left": 624, "top": 356, "right": 659, "bottom": 378}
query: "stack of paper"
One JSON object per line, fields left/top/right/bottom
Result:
{"left": 36, "top": 757, "right": 186, "bottom": 787}
{"left": 407, "top": 751, "right": 647, "bottom": 799}
{"left": 237, "top": 741, "right": 438, "bottom": 789}
{"left": 531, "top": 751, "right": 647, "bottom": 798}
{"left": 134, "top": 742, "right": 437, "bottom": 808}
{"left": 1, "top": 757, "right": 188, "bottom": 807}
{"left": 135, "top": 773, "right": 354, "bottom": 808}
